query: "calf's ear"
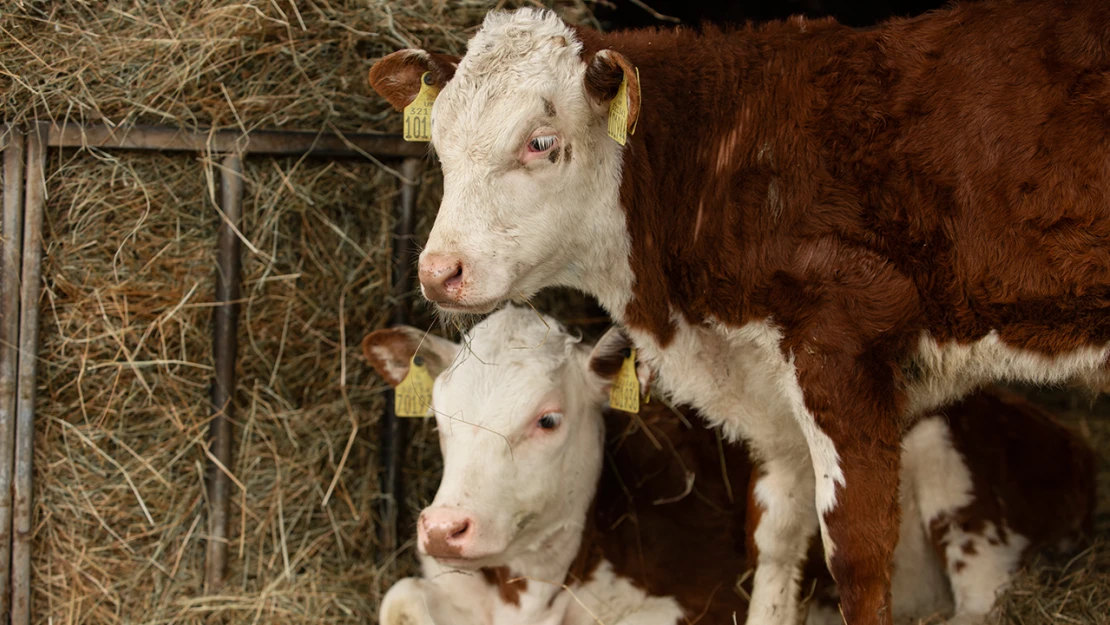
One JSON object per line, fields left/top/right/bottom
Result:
{"left": 582, "top": 50, "right": 641, "bottom": 134}
{"left": 361, "top": 326, "right": 461, "bottom": 387}
{"left": 368, "top": 49, "right": 460, "bottom": 111}
{"left": 587, "top": 325, "right": 652, "bottom": 397}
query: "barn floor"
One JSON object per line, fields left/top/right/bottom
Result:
{"left": 991, "top": 386, "right": 1110, "bottom": 624}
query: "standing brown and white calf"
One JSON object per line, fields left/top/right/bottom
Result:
{"left": 368, "top": 2, "right": 1110, "bottom": 623}
{"left": 363, "top": 308, "right": 1094, "bottom": 625}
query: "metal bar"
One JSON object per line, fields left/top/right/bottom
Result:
{"left": 378, "top": 157, "right": 422, "bottom": 557}
{"left": 205, "top": 153, "right": 243, "bottom": 592}
{"left": 45, "top": 124, "right": 424, "bottom": 158}
{"left": 0, "top": 127, "right": 25, "bottom": 622}
{"left": 12, "top": 123, "right": 47, "bottom": 625}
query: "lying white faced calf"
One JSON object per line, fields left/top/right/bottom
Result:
{"left": 363, "top": 308, "right": 1094, "bottom": 625}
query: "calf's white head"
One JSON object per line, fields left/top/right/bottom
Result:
{"left": 362, "top": 307, "right": 641, "bottom": 568}
{"left": 369, "top": 9, "right": 641, "bottom": 313}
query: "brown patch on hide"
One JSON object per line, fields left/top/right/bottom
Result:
{"left": 572, "top": 400, "right": 752, "bottom": 622}
{"left": 368, "top": 50, "right": 459, "bottom": 111}
{"left": 361, "top": 328, "right": 419, "bottom": 387}
{"left": 480, "top": 566, "right": 528, "bottom": 606}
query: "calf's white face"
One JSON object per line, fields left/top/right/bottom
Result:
{"left": 362, "top": 308, "right": 634, "bottom": 568}
{"left": 368, "top": 9, "right": 640, "bottom": 313}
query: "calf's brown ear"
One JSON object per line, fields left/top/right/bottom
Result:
{"left": 368, "top": 49, "right": 460, "bottom": 111}
{"left": 587, "top": 325, "right": 653, "bottom": 396}
{"left": 361, "top": 326, "right": 460, "bottom": 387}
{"left": 583, "top": 50, "right": 641, "bottom": 134}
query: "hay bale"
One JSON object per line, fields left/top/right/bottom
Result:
{"left": 2, "top": 1, "right": 475, "bottom": 130}
{"left": 1, "top": 0, "right": 597, "bottom": 131}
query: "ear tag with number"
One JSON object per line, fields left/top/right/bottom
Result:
{"left": 395, "top": 355, "right": 434, "bottom": 417}
{"left": 607, "top": 67, "right": 640, "bottom": 146}
{"left": 609, "top": 347, "right": 641, "bottom": 414}
{"left": 403, "top": 72, "right": 438, "bottom": 142}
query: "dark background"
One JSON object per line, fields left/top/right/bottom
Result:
{"left": 594, "top": 0, "right": 956, "bottom": 29}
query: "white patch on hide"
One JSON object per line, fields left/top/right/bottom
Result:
{"left": 565, "top": 560, "right": 686, "bottom": 625}
{"left": 941, "top": 522, "right": 1028, "bottom": 622}
{"left": 905, "top": 331, "right": 1110, "bottom": 416}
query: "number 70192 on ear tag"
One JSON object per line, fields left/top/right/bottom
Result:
{"left": 395, "top": 355, "right": 434, "bottom": 417}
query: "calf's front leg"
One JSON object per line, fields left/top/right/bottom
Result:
{"left": 745, "top": 450, "right": 820, "bottom": 625}
{"left": 790, "top": 350, "right": 903, "bottom": 625}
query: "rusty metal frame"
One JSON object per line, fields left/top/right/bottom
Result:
{"left": 0, "top": 122, "right": 423, "bottom": 616}
{"left": 0, "top": 126, "right": 24, "bottom": 621}
{"left": 378, "top": 158, "right": 422, "bottom": 556}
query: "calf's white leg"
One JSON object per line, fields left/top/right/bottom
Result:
{"left": 379, "top": 577, "right": 435, "bottom": 625}
{"left": 747, "top": 452, "right": 819, "bottom": 625}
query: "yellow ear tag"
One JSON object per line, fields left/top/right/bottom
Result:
{"left": 607, "top": 67, "right": 640, "bottom": 146}
{"left": 394, "top": 355, "right": 434, "bottom": 417}
{"left": 609, "top": 347, "right": 641, "bottom": 414}
{"left": 403, "top": 72, "right": 438, "bottom": 142}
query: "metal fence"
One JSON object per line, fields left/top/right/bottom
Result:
{"left": 0, "top": 122, "right": 423, "bottom": 623}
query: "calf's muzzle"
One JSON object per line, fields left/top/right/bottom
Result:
{"left": 418, "top": 253, "right": 465, "bottom": 305}
{"left": 418, "top": 507, "right": 477, "bottom": 560}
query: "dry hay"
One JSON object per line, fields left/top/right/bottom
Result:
{"left": 994, "top": 541, "right": 1110, "bottom": 625}
{"left": 0, "top": 0, "right": 597, "bottom": 131}
{"left": 3, "top": 0, "right": 483, "bottom": 131}
{"left": 33, "top": 145, "right": 448, "bottom": 624}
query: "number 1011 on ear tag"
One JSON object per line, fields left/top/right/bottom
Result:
{"left": 403, "top": 72, "right": 438, "bottom": 142}
{"left": 609, "top": 347, "right": 641, "bottom": 414}
{"left": 395, "top": 355, "right": 434, "bottom": 417}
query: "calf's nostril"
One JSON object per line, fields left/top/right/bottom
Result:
{"left": 444, "top": 265, "right": 464, "bottom": 289}
{"left": 450, "top": 520, "right": 470, "bottom": 540}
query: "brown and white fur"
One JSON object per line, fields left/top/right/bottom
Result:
{"left": 368, "top": 3, "right": 1110, "bottom": 623}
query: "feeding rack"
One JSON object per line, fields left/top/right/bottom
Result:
{"left": 0, "top": 122, "right": 424, "bottom": 623}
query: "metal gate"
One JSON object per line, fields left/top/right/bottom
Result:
{"left": 0, "top": 122, "right": 424, "bottom": 623}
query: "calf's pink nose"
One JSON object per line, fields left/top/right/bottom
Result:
{"left": 418, "top": 254, "right": 465, "bottom": 304}
{"left": 419, "top": 508, "right": 476, "bottom": 559}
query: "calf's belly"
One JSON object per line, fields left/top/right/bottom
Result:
{"left": 903, "top": 331, "right": 1110, "bottom": 416}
